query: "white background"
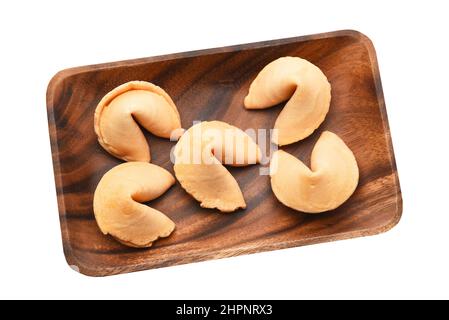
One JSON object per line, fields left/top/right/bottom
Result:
{"left": 1, "top": 0, "right": 448, "bottom": 299}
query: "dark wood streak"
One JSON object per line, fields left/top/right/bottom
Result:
{"left": 47, "top": 30, "right": 402, "bottom": 276}
{"left": 176, "top": 52, "right": 242, "bottom": 97}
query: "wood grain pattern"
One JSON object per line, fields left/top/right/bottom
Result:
{"left": 47, "top": 30, "right": 402, "bottom": 276}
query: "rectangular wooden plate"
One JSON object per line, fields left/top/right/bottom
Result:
{"left": 47, "top": 30, "right": 402, "bottom": 277}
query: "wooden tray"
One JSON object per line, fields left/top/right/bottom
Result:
{"left": 47, "top": 30, "right": 402, "bottom": 277}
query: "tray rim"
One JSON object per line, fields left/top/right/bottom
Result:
{"left": 47, "top": 29, "right": 402, "bottom": 277}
